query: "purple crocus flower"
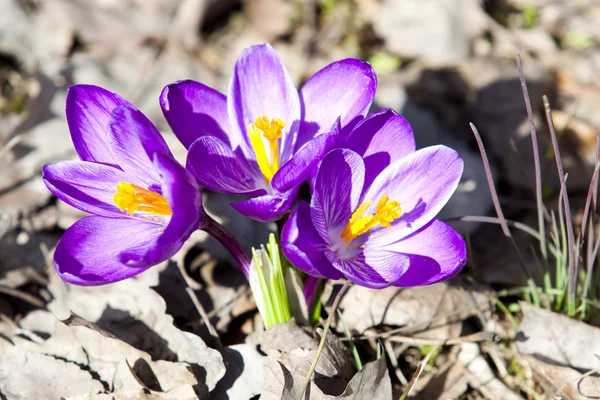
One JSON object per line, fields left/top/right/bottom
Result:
{"left": 160, "top": 43, "right": 376, "bottom": 221}
{"left": 281, "top": 112, "right": 466, "bottom": 288}
{"left": 42, "top": 85, "right": 203, "bottom": 285}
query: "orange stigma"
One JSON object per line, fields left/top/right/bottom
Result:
{"left": 248, "top": 116, "right": 285, "bottom": 184}
{"left": 113, "top": 182, "right": 172, "bottom": 216}
{"left": 340, "top": 196, "right": 402, "bottom": 243}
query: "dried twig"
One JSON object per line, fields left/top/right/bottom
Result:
{"left": 352, "top": 298, "right": 493, "bottom": 341}
{"left": 398, "top": 344, "right": 441, "bottom": 400}
{"left": 384, "top": 339, "right": 408, "bottom": 385}
{"left": 0, "top": 286, "right": 45, "bottom": 308}
{"left": 385, "top": 331, "right": 494, "bottom": 346}
{"left": 297, "top": 280, "right": 352, "bottom": 400}
{"left": 176, "top": 261, "right": 221, "bottom": 347}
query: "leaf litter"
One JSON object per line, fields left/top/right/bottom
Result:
{"left": 4, "top": 0, "right": 600, "bottom": 399}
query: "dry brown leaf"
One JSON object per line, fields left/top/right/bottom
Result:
{"left": 336, "top": 354, "right": 392, "bottom": 399}
{"left": 411, "top": 361, "right": 470, "bottom": 400}
{"left": 47, "top": 269, "right": 225, "bottom": 391}
{"left": 336, "top": 282, "right": 490, "bottom": 340}
{"left": 517, "top": 302, "right": 600, "bottom": 371}
{"left": 252, "top": 321, "right": 355, "bottom": 398}
{"left": 523, "top": 354, "right": 600, "bottom": 400}
{"left": 277, "top": 354, "right": 392, "bottom": 400}
{"left": 3, "top": 314, "right": 216, "bottom": 399}
{"left": 211, "top": 344, "right": 265, "bottom": 399}
{"left": 0, "top": 345, "right": 105, "bottom": 399}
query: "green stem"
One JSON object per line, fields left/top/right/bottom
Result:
{"left": 495, "top": 299, "right": 519, "bottom": 330}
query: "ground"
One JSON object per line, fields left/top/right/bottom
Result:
{"left": 1, "top": 0, "right": 600, "bottom": 399}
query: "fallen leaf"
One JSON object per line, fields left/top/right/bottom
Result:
{"left": 517, "top": 301, "right": 600, "bottom": 371}
{"left": 278, "top": 354, "right": 392, "bottom": 400}
{"left": 47, "top": 268, "right": 226, "bottom": 391}
{"left": 411, "top": 361, "right": 469, "bottom": 399}
{"left": 0, "top": 345, "right": 104, "bottom": 400}
{"left": 253, "top": 321, "right": 354, "bottom": 398}
{"left": 211, "top": 344, "right": 265, "bottom": 399}
{"left": 336, "top": 282, "right": 491, "bottom": 340}
{"left": 523, "top": 354, "right": 600, "bottom": 400}
{"left": 336, "top": 355, "right": 392, "bottom": 399}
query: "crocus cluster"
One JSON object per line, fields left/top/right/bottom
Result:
{"left": 44, "top": 43, "right": 466, "bottom": 293}
{"left": 161, "top": 44, "right": 375, "bottom": 221}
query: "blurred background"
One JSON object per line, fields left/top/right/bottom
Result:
{"left": 2, "top": 0, "right": 600, "bottom": 286}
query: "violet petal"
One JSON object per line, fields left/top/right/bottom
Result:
{"left": 344, "top": 109, "right": 416, "bottom": 185}
{"left": 392, "top": 219, "right": 466, "bottom": 287}
{"left": 297, "top": 58, "right": 376, "bottom": 150}
{"left": 324, "top": 249, "right": 402, "bottom": 289}
{"left": 42, "top": 161, "right": 131, "bottom": 218}
{"left": 230, "top": 185, "right": 300, "bottom": 222}
{"left": 107, "top": 106, "right": 173, "bottom": 189}
{"left": 119, "top": 153, "right": 202, "bottom": 267}
{"left": 54, "top": 216, "right": 162, "bottom": 286}
{"left": 66, "top": 84, "right": 132, "bottom": 166}
{"left": 271, "top": 118, "right": 341, "bottom": 193}
{"left": 281, "top": 201, "right": 342, "bottom": 280}
{"left": 187, "top": 136, "right": 266, "bottom": 196}
{"left": 160, "top": 80, "right": 232, "bottom": 149}
{"left": 227, "top": 43, "right": 301, "bottom": 164}
{"left": 362, "top": 145, "right": 463, "bottom": 245}
{"left": 311, "top": 148, "right": 365, "bottom": 243}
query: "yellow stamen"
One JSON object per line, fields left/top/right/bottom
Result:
{"left": 113, "top": 182, "right": 172, "bottom": 216}
{"left": 248, "top": 116, "right": 285, "bottom": 184}
{"left": 340, "top": 195, "right": 402, "bottom": 243}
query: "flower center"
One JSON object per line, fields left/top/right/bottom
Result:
{"left": 340, "top": 195, "right": 402, "bottom": 243}
{"left": 248, "top": 116, "right": 285, "bottom": 184}
{"left": 113, "top": 182, "right": 172, "bottom": 216}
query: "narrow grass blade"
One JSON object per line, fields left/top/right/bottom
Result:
{"left": 543, "top": 95, "right": 577, "bottom": 315}
{"left": 516, "top": 54, "right": 547, "bottom": 260}
{"left": 470, "top": 124, "right": 533, "bottom": 281}
{"left": 337, "top": 310, "right": 363, "bottom": 370}
{"left": 398, "top": 345, "right": 441, "bottom": 400}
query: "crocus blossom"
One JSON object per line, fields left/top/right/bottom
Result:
{"left": 42, "top": 85, "right": 203, "bottom": 285}
{"left": 281, "top": 114, "right": 466, "bottom": 288}
{"left": 160, "top": 43, "right": 376, "bottom": 221}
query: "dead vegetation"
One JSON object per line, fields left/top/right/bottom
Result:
{"left": 2, "top": 0, "right": 600, "bottom": 399}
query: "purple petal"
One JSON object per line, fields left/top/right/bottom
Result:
{"left": 187, "top": 136, "right": 266, "bottom": 196}
{"left": 297, "top": 58, "right": 376, "bottom": 150}
{"left": 230, "top": 185, "right": 300, "bottom": 222}
{"left": 311, "top": 149, "right": 365, "bottom": 243}
{"left": 160, "top": 80, "right": 233, "bottom": 149}
{"left": 54, "top": 216, "right": 162, "bottom": 285}
{"left": 392, "top": 219, "right": 466, "bottom": 287}
{"left": 66, "top": 85, "right": 132, "bottom": 165}
{"left": 43, "top": 161, "right": 131, "bottom": 218}
{"left": 119, "top": 153, "right": 202, "bottom": 267}
{"left": 343, "top": 109, "right": 416, "bottom": 185}
{"left": 281, "top": 201, "right": 342, "bottom": 280}
{"left": 108, "top": 106, "right": 173, "bottom": 188}
{"left": 324, "top": 249, "right": 404, "bottom": 289}
{"left": 227, "top": 43, "right": 301, "bottom": 163}
{"left": 271, "top": 118, "right": 341, "bottom": 193}
{"left": 362, "top": 145, "right": 463, "bottom": 245}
